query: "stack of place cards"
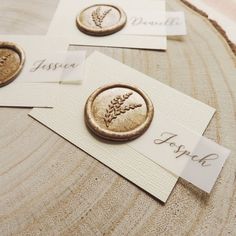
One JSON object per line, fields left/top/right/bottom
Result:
{"left": 29, "top": 52, "right": 229, "bottom": 202}
{"left": 0, "top": 1, "right": 229, "bottom": 203}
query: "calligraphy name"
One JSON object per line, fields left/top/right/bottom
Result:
{"left": 130, "top": 16, "right": 181, "bottom": 27}
{"left": 30, "top": 59, "right": 80, "bottom": 72}
{"left": 154, "top": 132, "right": 219, "bottom": 167}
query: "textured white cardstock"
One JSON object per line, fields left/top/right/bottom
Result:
{"left": 0, "top": 36, "right": 70, "bottom": 107}
{"left": 29, "top": 52, "right": 215, "bottom": 202}
{"left": 47, "top": 0, "right": 167, "bottom": 50}
{"left": 129, "top": 114, "right": 229, "bottom": 193}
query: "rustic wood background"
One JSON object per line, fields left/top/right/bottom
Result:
{"left": 0, "top": 0, "right": 235, "bottom": 235}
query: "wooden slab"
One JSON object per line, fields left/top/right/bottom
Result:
{"left": 0, "top": 0, "right": 235, "bottom": 235}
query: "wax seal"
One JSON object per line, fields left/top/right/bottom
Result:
{"left": 0, "top": 41, "right": 25, "bottom": 87}
{"left": 76, "top": 4, "right": 127, "bottom": 36}
{"left": 84, "top": 84, "right": 154, "bottom": 141}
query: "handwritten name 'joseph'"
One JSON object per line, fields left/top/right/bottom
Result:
{"left": 154, "top": 132, "right": 219, "bottom": 167}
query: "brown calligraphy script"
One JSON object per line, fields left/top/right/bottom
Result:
{"left": 154, "top": 132, "right": 219, "bottom": 167}
{"left": 30, "top": 59, "right": 80, "bottom": 72}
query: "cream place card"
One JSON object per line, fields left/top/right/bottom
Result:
{"left": 0, "top": 36, "right": 83, "bottom": 107}
{"left": 29, "top": 52, "right": 215, "bottom": 202}
{"left": 47, "top": 0, "right": 167, "bottom": 50}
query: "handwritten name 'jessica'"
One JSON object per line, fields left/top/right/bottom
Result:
{"left": 30, "top": 59, "right": 80, "bottom": 72}
{"left": 154, "top": 132, "right": 219, "bottom": 167}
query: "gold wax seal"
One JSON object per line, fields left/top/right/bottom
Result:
{"left": 0, "top": 41, "right": 25, "bottom": 87}
{"left": 84, "top": 84, "right": 154, "bottom": 141}
{"left": 76, "top": 4, "right": 127, "bottom": 36}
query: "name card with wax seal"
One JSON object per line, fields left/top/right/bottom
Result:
{"left": 121, "top": 11, "right": 186, "bottom": 36}
{"left": 129, "top": 114, "right": 230, "bottom": 193}
{"left": 47, "top": 0, "right": 167, "bottom": 50}
{"left": 23, "top": 51, "right": 86, "bottom": 84}
{"left": 0, "top": 35, "right": 72, "bottom": 108}
{"left": 29, "top": 51, "right": 217, "bottom": 202}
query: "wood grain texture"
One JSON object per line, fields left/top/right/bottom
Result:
{"left": 0, "top": 0, "right": 235, "bottom": 235}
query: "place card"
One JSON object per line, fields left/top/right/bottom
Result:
{"left": 47, "top": 0, "right": 167, "bottom": 50}
{"left": 0, "top": 35, "right": 69, "bottom": 107}
{"left": 29, "top": 52, "right": 215, "bottom": 202}
{"left": 129, "top": 114, "right": 230, "bottom": 193}
{"left": 23, "top": 51, "right": 86, "bottom": 84}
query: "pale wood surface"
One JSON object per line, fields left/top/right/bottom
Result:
{"left": 0, "top": 0, "right": 236, "bottom": 235}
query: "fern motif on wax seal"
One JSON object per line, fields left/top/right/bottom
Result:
{"left": 76, "top": 4, "right": 127, "bottom": 36}
{"left": 84, "top": 84, "right": 154, "bottom": 142}
{"left": 91, "top": 7, "right": 112, "bottom": 28}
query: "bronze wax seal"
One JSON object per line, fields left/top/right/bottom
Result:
{"left": 84, "top": 84, "right": 154, "bottom": 141}
{"left": 0, "top": 41, "right": 25, "bottom": 87}
{"left": 76, "top": 4, "right": 127, "bottom": 36}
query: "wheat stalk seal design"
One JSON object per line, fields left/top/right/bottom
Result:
{"left": 84, "top": 84, "right": 154, "bottom": 142}
{"left": 76, "top": 4, "right": 127, "bottom": 36}
{"left": 91, "top": 7, "right": 112, "bottom": 28}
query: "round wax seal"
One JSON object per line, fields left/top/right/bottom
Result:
{"left": 0, "top": 41, "right": 25, "bottom": 87}
{"left": 84, "top": 84, "right": 154, "bottom": 141}
{"left": 76, "top": 4, "right": 127, "bottom": 36}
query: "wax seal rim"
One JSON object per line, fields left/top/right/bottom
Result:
{"left": 84, "top": 83, "right": 154, "bottom": 142}
{"left": 76, "top": 4, "right": 127, "bottom": 36}
{"left": 0, "top": 41, "right": 25, "bottom": 87}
